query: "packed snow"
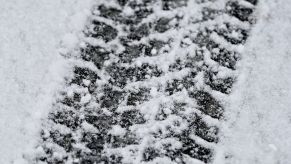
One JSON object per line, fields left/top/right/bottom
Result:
{"left": 219, "top": 0, "right": 291, "bottom": 163}
{"left": 0, "top": 0, "right": 92, "bottom": 163}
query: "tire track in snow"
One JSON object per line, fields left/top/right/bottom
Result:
{"left": 33, "top": 0, "right": 259, "bottom": 163}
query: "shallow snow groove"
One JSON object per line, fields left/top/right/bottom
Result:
{"left": 0, "top": 0, "right": 93, "bottom": 163}
{"left": 220, "top": 1, "right": 291, "bottom": 163}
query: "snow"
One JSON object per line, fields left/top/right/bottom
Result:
{"left": 1, "top": 0, "right": 291, "bottom": 163}
{"left": 0, "top": 0, "right": 93, "bottom": 163}
{"left": 218, "top": 1, "right": 291, "bottom": 163}
{"left": 109, "top": 125, "right": 127, "bottom": 137}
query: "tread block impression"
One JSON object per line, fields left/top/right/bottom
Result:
{"left": 35, "top": 0, "right": 258, "bottom": 163}
{"left": 226, "top": 1, "right": 255, "bottom": 22}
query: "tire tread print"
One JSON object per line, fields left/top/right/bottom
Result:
{"left": 35, "top": 0, "right": 257, "bottom": 163}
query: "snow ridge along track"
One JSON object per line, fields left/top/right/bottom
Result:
{"left": 35, "top": 0, "right": 258, "bottom": 163}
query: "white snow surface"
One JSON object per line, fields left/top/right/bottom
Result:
{"left": 0, "top": 0, "right": 93, "bottom": 163}
{"left": 219, "top": 1, "right": 291, "bottom": 163}
{"left": 1, "top": 0, "right": 291, "bottom": 163}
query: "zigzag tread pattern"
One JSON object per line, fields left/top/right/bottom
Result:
{"left": 34, "top": 0, "right": 258, "bottom": 163}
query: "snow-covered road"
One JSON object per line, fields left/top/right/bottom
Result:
{"left": 0, "top": 1, "right": 92, "bottom": 163}
{"left": 221, "top": 1, "right": 291, "bottom": 163}
{"left": 1, "top": 0, "right": 291, "bottom": 163}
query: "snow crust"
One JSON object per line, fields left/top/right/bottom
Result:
{"left": 219, "top": 1, "right": 291, "bottom": 163}
{"left": 0, "top": 0, "right": 93, "bottom": 163}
